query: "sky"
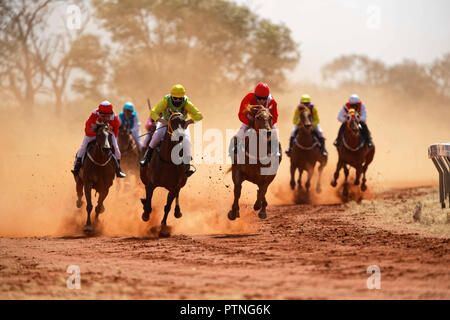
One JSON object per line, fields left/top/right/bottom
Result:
{"left": 235, "top": 0, "right": 450, "bottom": 82}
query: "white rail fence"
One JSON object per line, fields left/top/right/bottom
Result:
{"left": 428, "top": 143, "right": 450, "bottom": 208}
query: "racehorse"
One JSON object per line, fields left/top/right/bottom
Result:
{"left": 330, "top": 108, "right": 375, "bottom": 197}
{"left": 74, "top": 123, "right": 116, "bottom": 233}
{"left": 228, "top": 105, "right": 282, "bottom": 220}
{"left": 117, "top": 122, "right": 140, "bottom": 176}
{"left": 289, "top": 105, "right": 327, "bottom": 193}
{"left": 140, "top": 112, "right": 189, "bottom": 234}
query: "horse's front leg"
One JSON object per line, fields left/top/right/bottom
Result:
{"left": 83, "top": 182, "right": 93, "bottom": 233}
{"left": 354, "top": 165, "right": 362, "bottom": 186}
{"left": 316, "top": 158, "right": 326, "bottom": 194}
{"left": 289, "top": 162, "right": 296, "bottom": 190}
{"left": 95, "top": 188, "right": 109, "bottom": 218}
{"left": 141, "top": 183, "right": 155, "bottom": 222}
{"left": 161, "top": 191, "right": 177, "bottom": 226}
{"left": 305, "top": 165, "right": 315, "bottom": 192}
{"left": 361, "top": 164, "right": 369, "bottom": 192}
{"left": 331, "top": 160, "right": 342, "bottom": 187}
{"left": 174, "top": 192, "right": 182, "bottom": 218}
{"left": 257, "top": 183, "right": 269, "bottom": 219}
{"left": 76, "top": 178, "right": 84, "bottom": 208}
{"left": 343, "top": 165, "right": 350, "bottom": 197}
{"left": 228, "top": 170, "right": 243, "bottom": 221}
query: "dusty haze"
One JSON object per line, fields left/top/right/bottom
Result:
{"left": 0, "top": 80, "right": 448, "bottom": 237}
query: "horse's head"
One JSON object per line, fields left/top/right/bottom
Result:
{"left": 95, "top": 123, "right": 112, "bottom": 153}
{"left": 297, "top": 105, "right": 313, "bottom": 133}
{"left": 346, "top": 108, "right": 360, "bottom": 134}
{"left": 167, "top": 112, "right": 186, "bottom": 135}
{"left": 247, "top": 105, "right": 273, "bottom": 134}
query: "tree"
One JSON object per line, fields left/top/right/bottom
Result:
{"left": 321, "top": 54, "right": 387, "bottom": 87}
{"left": 0, "top": 0, "right": 53, "bottom": 110}
{"left": 430, "top": 53, "right": 450, "bottom": 98}
{"left": 92, "top": 0, "right": 300, "bottom": 100}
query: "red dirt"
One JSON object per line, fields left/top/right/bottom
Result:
{"left": 1, "top": 186, "right": 448, "bottom": 300}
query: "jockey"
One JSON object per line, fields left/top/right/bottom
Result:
{"left": 71, "top": 100, "right": 126, "bottom": 178}
{"left": 118, "top": 101, "right": 143, "bottom": 153}
{"left": 234, "top": 82, "right": 279, "bottom": 150}
{"left": 286, "top": 94, "right": 327, "bottom": 157}
{"left": 334, "top": 94, "right": 373, "bottom": 147}
{"left": 139, "top": 84, "right": 203, "bottom": 177}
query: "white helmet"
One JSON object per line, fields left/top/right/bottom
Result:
{"left": 349, "top": 94, "right": 360, "bottom": 104}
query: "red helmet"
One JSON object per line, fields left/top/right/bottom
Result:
{"left": 254, "top": 82, "right": 270, "bottom": 97}
{"left": 98, "top": 100, "right": 113, "bottom": 114}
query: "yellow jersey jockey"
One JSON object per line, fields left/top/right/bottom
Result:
{"left": 286, "top": 94, "right": 327, "bottom": 157}
{"left": 139, "top": 84, "right": 203, "bottom": 177}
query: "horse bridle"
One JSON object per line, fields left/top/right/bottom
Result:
{"left": 87, "top": 125, "right": 113, "bottom": 166}
{"left": 294, "top": 107, "right": 319, "bottom": 150}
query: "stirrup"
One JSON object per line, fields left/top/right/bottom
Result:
{"left": 116, "top": 170, "right": 126, "bottom": 178}
{"left": 186, "top": 164, "right": 196, "bottom": 177}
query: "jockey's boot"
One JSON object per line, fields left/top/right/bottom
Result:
{"left": 285, "top": 136, "right": 295, "bottom": 157}
{"left": 319, "top": 137, "right": 328, "bottom": 156}
{"left": 186, "top": 157, "right": 196, "bottom": 178}
{"left": 334, "top": 123, "right": 345, "bottom": 147}
{"left": 140, "top": 147, "right": 153, "bottom": 167}
{"left": 360, "top": 122, "right": 374, "bottom": 148}
{"left": 111, "top": 154, "right": 126, "bottom": 178}
{"left": 71, "top": 157, "right": 82, "bottom": 176}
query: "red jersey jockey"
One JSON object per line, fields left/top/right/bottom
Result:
{"left": 235, "top": 82, "right": 279, "bottom": 144}
{"left": 71, "top": 100, "right": 126, "bottom": 178}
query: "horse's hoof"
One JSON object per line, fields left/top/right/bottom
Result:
{"left": 331, "top": 181, "right": 337, "bottom": 187}
{"left": 142, "top": 212, "right": 150, "bottom": 222}
{"left": 361, "top": 185, "right": 367, "bottom": 192}
{"left": 354, "top": 180, "right": 360, "bottom": 186}
{"left": 95, "top": 206, "right": 105, "bottom": 215}
{"left": 83, "top": 225, "right": 92, "bottom": 233}
{"left": 258, "top": 211, "right": 267, "bottom": 219}
{"left": 253, "top": 202, "right": 262, "bottom": 211}
{"left": 227, "top": 210, "right": 237, "bottom": 221}
{"left": 174, "top": 207, "right": 182, "bottom": 219}
{"left": 159, "top": 225, "right": 172, "bottom": 238}
{"left": 76, "top": 200, "right": 83, "bottom": 208}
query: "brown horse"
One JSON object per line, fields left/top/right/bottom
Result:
{"left": 74, "top": 123, "right": 116, "bottom": 233}
{"left": 331, "top": 108, "right": 375, "bottom": 196}
{"left": 117, "top": 123, "right": 140, "bottom": 176}
{"left": 289, "top": 106, "right": 327, "bottom": 193}
{"left": 140, "top": 112, "right": 189, "bottom": 232}
{"left": 228, "top": 105, "right": 281, "bottom": 220}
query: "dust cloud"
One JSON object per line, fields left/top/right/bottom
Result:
{"left": 0, "top": 59, "right": 448, "bottom": 237}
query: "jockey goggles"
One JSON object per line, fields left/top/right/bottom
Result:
{"left": 255, "top": 95, "right": 268, "bottom": 101}
{"left": 171, "top": 96, "right": 184, "bottom": 101}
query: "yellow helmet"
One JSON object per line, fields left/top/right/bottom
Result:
{"left": 300, "top": 94, "right": 311, "bottom": 103}
{"left": 170, "top": 84, "right": 186, "bottom": 98}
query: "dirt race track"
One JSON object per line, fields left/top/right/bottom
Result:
{"left": 0, "top": 185, "right": 449, "bottom": 300}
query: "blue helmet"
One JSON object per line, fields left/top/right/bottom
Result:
{"left": 123, "top": 101, "right": 134, "bottom": 112}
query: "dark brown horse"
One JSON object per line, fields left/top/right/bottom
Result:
{"left": 228, "top": 105, "right": 281, "bottom": 220}
{"left": 140, "top": 113, "right": 189, "bottom": 232}
{"left": 74, "top": 123, "right": 116, "bottom": 233}
{"left": 289, "top": 106, "right": 327, "bottom": 193}
{"left": 331, "top": 108, "right": 375, "bottom": 197}
{"left": 117, "top": 123, "right": 140, "bottom": 176}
